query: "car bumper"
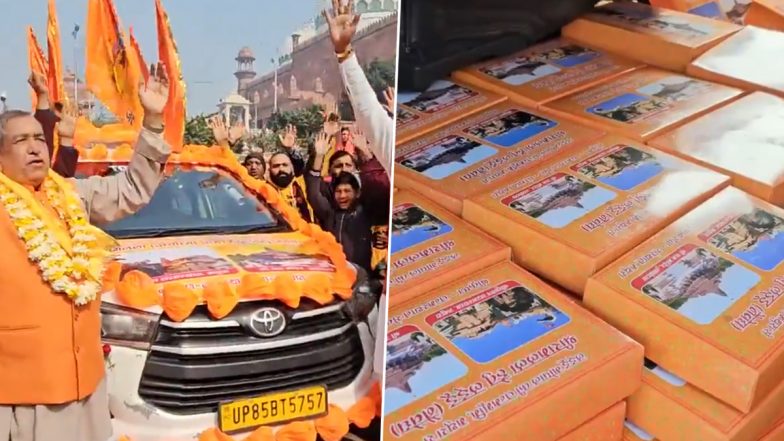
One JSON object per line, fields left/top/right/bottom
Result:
{"left": 106, "top": 322, "right": 377, "bottom": 441}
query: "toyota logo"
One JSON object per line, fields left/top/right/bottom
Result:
{"left": 248, "top": 307, "right": 287, "bottom": 337}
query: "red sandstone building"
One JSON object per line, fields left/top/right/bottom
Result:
{"left": 233, "top": 0, "right": 398, "bottom": 126}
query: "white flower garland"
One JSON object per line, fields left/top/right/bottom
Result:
{"left": 0, "top": 175, "right": 106, "bottom": 305}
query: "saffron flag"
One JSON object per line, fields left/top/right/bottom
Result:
{"left": 46, "top": 0, "right": 66, "bottom": 105}
{"left": 129, "top": 27, "right": 149, "bottom": 82}
{"left": 155, "top": 0, "right": 186, "bottom": 151}
{"left": 27, "top": 26, "right": 49, "bottom": 109}
{"left": 85, "top": 0, "right": 143, "bottom": 129}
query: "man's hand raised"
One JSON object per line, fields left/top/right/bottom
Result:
{"left": 139, "top": 62, "right": 170, "bottom": 130}
{"left": 323, "top": 0, "right": 360, "bottom": 55}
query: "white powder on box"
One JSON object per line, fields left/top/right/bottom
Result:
{"left": 671, "top": 92, "right": 784, "bottom": 185}
{"left": 692, "top": 26, "right": 784, "bottom": 91}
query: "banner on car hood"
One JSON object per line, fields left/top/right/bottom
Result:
{"left": 110, "top": 232, "right": 335, "bottom": 289}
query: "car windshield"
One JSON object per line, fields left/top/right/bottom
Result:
{"left": 101, "top": 169, "right": 286, "bottom": 239}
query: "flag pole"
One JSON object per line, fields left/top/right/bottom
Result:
{"left": 72, "top": 24, "right": 79, "bottom": 108}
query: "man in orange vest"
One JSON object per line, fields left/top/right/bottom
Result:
{"left": 0, "top": 64, "right": 172, "bottom": 441}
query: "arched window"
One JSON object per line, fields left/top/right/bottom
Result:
{"left": 370, "top": 0, "right": 381, "bottom": 11}
{"left": 356, "top": 0, "right": 368, "bottom": 13}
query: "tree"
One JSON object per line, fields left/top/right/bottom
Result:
{"left": 184, "top": 114, "right": 216, "bottom": 146}
{"left": 364, "top": 59, "right": 395, "bottom": 94}
{"left": 266, "top": 104, "right": 326, "bottom": 144}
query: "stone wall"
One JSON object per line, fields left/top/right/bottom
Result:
{"left": 240, "top": 14, "right": 397, "bottom": 124}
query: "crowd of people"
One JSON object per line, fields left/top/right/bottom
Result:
{"left": 0, "top": 1, "right": 393, "bottom": 440}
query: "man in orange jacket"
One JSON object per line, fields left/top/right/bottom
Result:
{"left": 0, "top": 64, "right": 172, "bottom": 441}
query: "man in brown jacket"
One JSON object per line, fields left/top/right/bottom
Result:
{"left": 0, "top": 64, "right": 172, "bottom": 441}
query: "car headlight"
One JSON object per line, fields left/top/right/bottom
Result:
{"left": 101, "top": 302, "right": 160, "bottom": 350}
{"left": 342, "top": 265, "right": 381, "bottom": 323}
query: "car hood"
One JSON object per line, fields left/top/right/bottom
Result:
{"left": 101, "top": 231, "right": 343, "bottom": 314}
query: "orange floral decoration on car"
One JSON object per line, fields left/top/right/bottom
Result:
{"left": 104, "top": 144, "right": 358, "bottom": 321}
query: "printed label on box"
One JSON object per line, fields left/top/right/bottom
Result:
{"left": 391, "top": 203, "right": 454, "bottom": 254}
{"left": 396, "top": 135, "right": 498, "bottom": 180}
{"left": 479, "top": 45, "right": 602, "bottom": 85}
{"left": 501, "top": 172, "right": 617, "bottom": 229}
{"left": 572, "top": 144, "right": 665, "bottom": 191}
{"left": 591, "top": 3, "right": 717, "bottom": 39}
{"left": 463, "top": 109, "right": 559, "bottom": 148}
{"left": 426, "top": 281, "right": 571, "bottom": 363}
{"left": 398, "top": 80, "right": 480, "bottom": 115}
{"left": 632, "top": 243, "right": 761, "bottom": 325}
{"left": 698, "top": 208, "right": 784, "bottom": 271}
{"left": 385, "top": 324, "right": 469, "bottom": 415}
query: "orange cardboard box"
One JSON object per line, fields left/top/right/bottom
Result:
{"left": 746, "top": 0, "right": 784, "bottom": 31}
{"left": 559, "top": 401, "right": 626, "bottom": 441}
{"left": 389, "top": 189, "right": 511, "bottom": 307}
{"left": 763, "top": 416, "right": 784, "bottom": 441}
{"left": 453, "top": 38, "right": 643, "bottom": 108}
{"left": 649, "top": 0, "right": 751, "bottom": 24}
{"left": 624, "top": 416, "right": 784, "bottom": 441}
{"left": 544, "top": 68, "right": 744, "bottom": 141}
{"left": 396, "top": 79, "right": 506, "bottom": 146}
{"left": 688, "top": 26, "right": 784, "bottom": 99}
{"left": 384, "top": 261, "right": 643, "bottom": 441}
{"left": 463, "top": 135, "right": 729, "bottom": 294}
{"left": 648, "top": 92, "right": 784, "bottom": 207}
{"left": 585, "top": 187, "right": 784, "bottom": 412}
{"left": 628, "top": 358, "right": 784, "bottom": 441}
{"left": 561, "top": 1, "right": 741, "bottom": 72}
{"left": 394, "top": 102, "right": 605, "bottom": 215}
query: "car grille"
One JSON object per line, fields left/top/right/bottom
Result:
{"left": 137, "top": 300, "right": 365, "bottom": 415}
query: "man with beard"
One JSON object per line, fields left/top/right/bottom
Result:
{"left": 268, "top": 151, "right": 313, "bottom": 223}
{"left": 242, "top": 151, "right": 266, "bottom": 180}
{"left": 306, "top": 131, "right": 372, "bottom": 271}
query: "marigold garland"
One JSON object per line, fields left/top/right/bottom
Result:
{"left": 108, "top": 144, "right": 357, "bottom": 321}
{"left": 118, "top": 382, "right": 380, "bottom": 441}
{"left": 0, "top": 170, "right": 114, "bottom": 305}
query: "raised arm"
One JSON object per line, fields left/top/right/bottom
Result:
{"left": 72, "top": 63, "right": 172, "bottom": 225}
{"left": 323, "top": 1, "right": 394, "bottom": 175}
{"left": 304, "top": 132, "right": 334, "bottom": 222}
{"left": 28, "top": 72, "right": 59, "bottom": 161}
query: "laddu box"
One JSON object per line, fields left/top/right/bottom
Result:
{"left": 453, "top": 38, "right": 643, "bottom": 108}
{"left": 585, "top": 187, "right": 784, "bottom": 412}
{"left": 394, "top": 102, "right": 605, "bottom": 215}
{"left": 389, "top": 189, "right": 511, "bottom": 307}
{"left": 688, "top": 26, "right": 784, "bottom": 99}
{"left": 544, "top": 68, "right": 743, "bottom": 141}
{"left": 463, "top": 135, "right": 729, "bottom": 294}
{"left": 649, "top": 0, "right": 751, "bottom": 24}
{"left": 559, "top": 401, "right": 626, "bottom": 441}
{"left": 746, "top": 0, "right": 784, "bottom": 31}
{"left": 649, "top": 92, "right": 784, "bottom": 207}
{"left": 562, "top": 1, "right": 741, "bottom": 72}
{"left": 628, "top": 359, "right": 784, "bottom": 441}
{"left": 384, "top": 261, "right": 643, "bottom": 441}
{"left": 396, "top": 79, "right": 506, "bottom": 146}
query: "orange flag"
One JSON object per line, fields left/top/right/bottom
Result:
{"left": 85, "top": 0, "right": 144, "bottom": 129}
{"left": 129, "top": 27, "right": 149, "bottom": 82}
{"left": 155, "top": 0, "right": 186, "bottom": 151}
{"left": 46, "top": 0, "right": 66, "bottom": 105}
{"left": 27, "top": 26, "right": 49, "bottom": 109}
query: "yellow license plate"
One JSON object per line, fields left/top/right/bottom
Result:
{"left": 218, "top": 385, "right": 328, "bottom": 433}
